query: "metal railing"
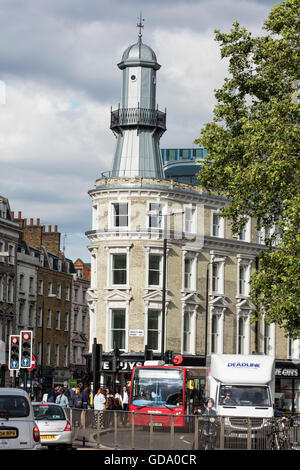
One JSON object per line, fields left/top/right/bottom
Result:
{"left": 66, "top": 410, "right": 300, "bottom": 451}
{"left": 110, "top": 107, "right": 166, "bottom": 131}
{"left": 100, "top": 169, "right": 164, "bottom": 179}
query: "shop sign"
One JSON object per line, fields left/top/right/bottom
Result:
{"left": 275, "top": 368, "right": 299, "bottom": 377}
{"left": 101, "top": 360, "right": 143, "bottom": 372}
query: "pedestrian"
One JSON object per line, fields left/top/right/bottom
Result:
{"left": 198, "top": 398, "right": 218, "bottom": 450}
{"left": 69, "top": 387, "right": 76, "bottom": 407}
{"left": 104, "top": 387, "right": 114, "bottom": 427}
{"left": 115, "top": 387, "right": 122, "bottom": 402}
{"left": 121, "top": 385, "right": 129, "bottom": 411}
{"left": 82, "top": 387, "right": 90, "bottom": 410}
{"left": 55, "top": 387, "right": 69, "bottom": 408}
{"left": 63, "top": 381, "right": 71, "bottom": 402}
{"left": 105, "top": 388, "right": 114, "bottom": 409}
{"left": 71, "top": 386, "right": 83, "bottom": 409}
{"left": 113, "top": 396, "right": 122, "bottom": 410}
{"left": 94, "top": 388, "right": 106, "bottom": 429}
{"left": 46, "top": 387, "right": 56, "bottom": 403}
{"left": 121, "top": 385, "right": 129, "bottom": 425}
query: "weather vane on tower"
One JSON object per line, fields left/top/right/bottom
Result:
{"left": 136, "top": 13, "right": 145, "bottom": 40}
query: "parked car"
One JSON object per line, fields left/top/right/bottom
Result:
{"left": 0, "top": 388, "right": 41, "bottom": 450}
{"left": 32, "top": 402, "right": 72, "bottom": 449}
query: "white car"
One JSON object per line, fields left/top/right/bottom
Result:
{"left": 32, "top": 402, "right": 72, "bottom": 449}
{"left": 0, "top": 388, "right": 41, "bottom": 450}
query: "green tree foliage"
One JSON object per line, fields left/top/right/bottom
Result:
{"left": 195, "top": 0, "right": 300, "bottom": 338}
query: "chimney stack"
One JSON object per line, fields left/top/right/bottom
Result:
{"left": 37, "top": 218, "right": 40, "bottom": 226}
{"left": 54, "top": 225, "right": 58, "bottom": 233}
{"left": 30, "top": 218, "right": 33, "bottom": 226}
{"left": 48, "top": 225, "right": 52, "bottom": 232}
{"left": 18, "top": 211, "right": 22, "bottom": 219}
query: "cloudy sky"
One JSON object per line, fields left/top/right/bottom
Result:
{"left": 0, "top": 0, "right": 282, "bottom": 262}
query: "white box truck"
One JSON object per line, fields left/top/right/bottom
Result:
{"left": 206, "top": 354, "right": 275, "bottom": 438}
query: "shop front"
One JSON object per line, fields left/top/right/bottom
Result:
{"left": 95, "top": 352, "right": 206, "bottom": 393}
{"left": 275, "top": 360, "right": 300, "bottom": 414}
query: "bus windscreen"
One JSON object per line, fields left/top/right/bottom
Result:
{"left": 131, "top": 368, "right": 184, "bottom": 408}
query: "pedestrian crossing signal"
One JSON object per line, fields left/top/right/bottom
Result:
{"left": 9, "top": 335, "right": 20, "bottom": 370}
{"left": 20, "top": 330, "right": 32, "bottom": 369}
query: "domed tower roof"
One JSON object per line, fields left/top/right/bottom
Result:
{"left": 118, "top": 15, "right": 160, "bottom": 71}
{"left": 118, "top": 40, "right": 161, "bottom": 70}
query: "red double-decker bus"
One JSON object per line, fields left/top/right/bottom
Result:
{"left": 129, "top": 361, "right": 206, "bottom": 427}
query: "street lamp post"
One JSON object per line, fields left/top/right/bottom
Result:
{"left": 161, "top": 235, "right": 167, "bottom": 361}
{"left": 204, "top": 261, "right": 212, "bottom": 366}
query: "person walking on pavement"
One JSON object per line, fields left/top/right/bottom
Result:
{"left": 82, "top": 387, "right": 90, "bottom": 410}
{"left": 71, "top": 386, "right": 84, "bottom": 409}
{"left": 46, "top": 387, "right": 56, "bottom": 403}
{"left": 94, "top": 388, "right": 106, "bottom": 429}
{"left": 198, "top": 398, "right": 218, "bottom": 450}
{"left": 104, "top": 387, "right": 114, "bottom": 427}
{"left": 121, "top": 385, "right": 129, "bottom": 425}
{"left": 56, "top": 387, "right": 69, "bottom": 408}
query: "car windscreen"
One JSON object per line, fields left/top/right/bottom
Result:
{"left": 219, "top": 385, "right": 271, "bottom": 406}
{"left": 0, "top": 395, "right": 30, "bottom": 418}
{"left": 33, "top": 404, "right": 66, "bottom": 420}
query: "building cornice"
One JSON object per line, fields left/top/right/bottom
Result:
{"left": 89, "top": 178, "right": 228, "bottom": 207}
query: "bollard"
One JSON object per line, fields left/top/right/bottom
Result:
{"left": 131, "top": 412, "right": 135, "bottom": 450}
{"left": 220, "top": 416, "right": 225, "bottom": 450}
{"left": 97, "top": 411, "right": 100, "bottom": 449}
{"left": 194, "top": 416, "right": 199, "bottom": 450}
{"left": 82, "top": 410, "right": 86, "bottom": 447}
{"left": 149, "top": 414, "right": 153, "bottom": 450}
{"left": 114, "top": 411, "right": 118, "bottom": 449}
{"left": 247, "top": 417, "right": 252, "bottom": 450}
{"left": 170, "top": 415, "right": 175, "bottom": 450}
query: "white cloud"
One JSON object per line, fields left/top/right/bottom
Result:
{"left": 0, "top": 0, "right": 280, "bottom": 261}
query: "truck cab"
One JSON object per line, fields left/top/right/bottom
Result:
{"left": 206, "top": 354, "right": 275, "bottom": 438}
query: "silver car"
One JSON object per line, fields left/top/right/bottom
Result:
{"left": 32, "top": 402, "right": 72, "bottom": 449}
{"left": 0, "top": 388, "right": 41, "bottom": 450}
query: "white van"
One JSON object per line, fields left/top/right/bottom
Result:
{"left": 0, "top": 388, "right": 41, "bottom": 450}
{"left": 206, "top": 354, "right": 275, "bottom": 438}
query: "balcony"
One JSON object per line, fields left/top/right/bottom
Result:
{"left": 110, "top": 107, "right": 166, "bottom": 132}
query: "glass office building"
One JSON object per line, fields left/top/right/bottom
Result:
{"left": 161, "top": 148, "right": 207, "bottom": 165}
{"left": 161, "top": 148, "right": 208, "bottom": 185}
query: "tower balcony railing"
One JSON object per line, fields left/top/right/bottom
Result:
{"left": 110, "top": 107, "right": 166, "bottom": 131}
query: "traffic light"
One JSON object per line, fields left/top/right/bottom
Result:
{"left": 144, "top": 345, "right": 153, "bottom": 361}
{"left": 92, "top": 342, "right": 102, "bottom": 392}
{"left": 9, "top": 335, "right": 20, "bottom": 370}
{"left": 164, "top": 350, "right": 174, "bottom": 364}
{"left": 112, "top": 347, "right": 120, "bottom": 373}
{"left": 20, "top": 330, "right": 32, "bottom": 368}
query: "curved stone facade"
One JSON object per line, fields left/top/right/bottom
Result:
{"left": 86, "top": 177, "right": 280, "bottom": 358}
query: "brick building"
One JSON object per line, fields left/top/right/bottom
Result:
{"left": 13, "top": 214, "right": 74, "bottom": 393}
{"left": 0, "top": 197, "right": 22, "bottom": 386}
{"left": 71, "top": 259, "right": 90, "bottom": 379}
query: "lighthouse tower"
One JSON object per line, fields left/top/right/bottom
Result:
{"left": 110, "top": 19, "right": 166, "bottom": 179}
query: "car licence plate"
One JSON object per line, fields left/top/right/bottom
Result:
{"left": 41, "top": 435, "right": 57, "bottom": 440}
{"left": 152, "top": 422, "right": 163, "bottom": 427}
{"left": 0, "top": 430, "right": 17, "bottom": 438}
